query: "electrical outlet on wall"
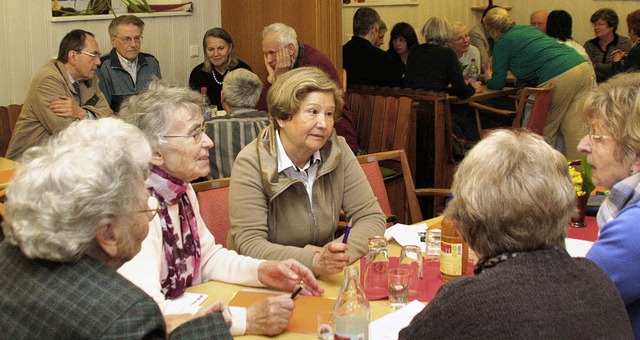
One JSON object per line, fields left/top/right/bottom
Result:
{"left": 189, "top": 45, "right": 199, "bottom": 58}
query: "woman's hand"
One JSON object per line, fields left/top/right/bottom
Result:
{"left": 164, "top": 300, "right": 232, "bottom": 335}
{"left": 311, "top": 242, "right": 350, "bottom": 277}
{"left": 246, "top": 295, "right": 294, "bottom": 336}
{"left": 257, "top": 259, "right": 324, "bottom": 296}
{"left": 611, "top": 49, "right": 627, "bottom": 62}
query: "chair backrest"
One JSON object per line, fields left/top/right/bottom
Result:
{"left": 345, "top": 92, "right": 418, "bottom": 176}
{"left": 515, "top": 85, "right": 554, "bottom": 136}
{"left": 357, "top": 150, "right": 422, "bottom": 224}
{"left": 359, "top": 161, "right": 393, "bottom": 220}
{"left": 0, "top": 104, "right": 23, "bottom": 158}
{"left": 192, "top": 177, "right": 231, "bottom": 247}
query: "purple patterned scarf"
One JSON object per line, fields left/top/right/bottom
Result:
{"left": 146, "top": 165, "right": 201, "bottom": 299}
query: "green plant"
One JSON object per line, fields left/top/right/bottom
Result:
{"left": 121, "top": 0, "right": 155, "bottom": 13}
{"left": 53, "top": 0, "right": 116, "bottom": 17}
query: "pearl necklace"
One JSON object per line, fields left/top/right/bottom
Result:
{"left": 212, "top": 68, "right": 228, "bottom": 85}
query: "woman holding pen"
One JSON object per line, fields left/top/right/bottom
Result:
{"left": 227, "top": 67, "right": 386, "bottom": 277}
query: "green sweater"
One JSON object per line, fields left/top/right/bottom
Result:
{"left": 487, "top": 25, "right": 586, "bottom": 89}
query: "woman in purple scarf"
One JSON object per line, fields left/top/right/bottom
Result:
{"left": 117, "top": 79, "right": 322, "bottom": 337}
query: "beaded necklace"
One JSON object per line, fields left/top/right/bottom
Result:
{"left": 212, "top": 68, "right": 228, "bottom": 85}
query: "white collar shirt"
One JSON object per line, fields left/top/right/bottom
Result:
{"left": 276, "top": 130, "right": 322, "bottom": 206}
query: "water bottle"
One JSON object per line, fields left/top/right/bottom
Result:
{"left": 200, "top": 87, "right": 213, "bottom": 120}
{"left": 363, "top": 236, "right": 389, "bottom": 299}
{"left": 333, "top": 266, "right": 371, "bottom": 340}
{"left": 467, "top": 58, "right": 479, "bottom": 82}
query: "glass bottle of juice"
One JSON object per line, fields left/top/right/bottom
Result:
{"left": 439, "top": 214, "right": 469, "bottom": 282}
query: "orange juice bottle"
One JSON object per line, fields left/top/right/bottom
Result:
{"left": 439, "top": 215, "right": 469, "bottom": 282}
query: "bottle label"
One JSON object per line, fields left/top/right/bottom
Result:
{"left": 440, "top": 241, "right": 463, "bottom": 276}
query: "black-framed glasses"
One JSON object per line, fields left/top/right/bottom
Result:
{"left": 114, "top": 35, "right": 143, "bottom": 44}
{"left": 163, "top": 125, "right": 206, "bottom": 143}
{"left": 77, "top": 50, "right": 102, "bottom": 60}
{"left": 136, "top": 196, "right": 161, "bottom": 221}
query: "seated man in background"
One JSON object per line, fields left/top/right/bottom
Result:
{"left": 257, "top": 22, "right": 358, "bottom": 152}
{"left": 374, "top": 19, "right": 387, "bottom": 48}
{"left": 6, "top": 29, "right": 112, "bottom": 161}
{"left": 530, "top": 10, "right": 548, "bottom": 33}
{"left": 0, "top": 118, "right": 232, "bottom": 339}
{"left": 207, "top": 68, "right": 270, "bottom": 179}
{"left": 98, "top": 15, "right": 162, "bottom": 112}
{"left": 343, "top": 7, "right": 402, "bottom": 87}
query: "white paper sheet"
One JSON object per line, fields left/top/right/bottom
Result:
{"left": 565, "top": 238, "right": 594, "bottom": 258}
{"left": 370, "top": 300, "right": 425, "bottom": 340}
{"left": 384, "top": 223, "right": 428, "bottom": 252}
{"left": 165, "top": 292, "right": 208, "bottom": 315}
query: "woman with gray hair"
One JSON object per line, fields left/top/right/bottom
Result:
{"left": 228, "top": 67, "right": 386, "bottom": 276}
{"left": 0, "top": 118, "right": 233, "bottom": 338}
{"left": 483, "top": 7, "right": 594, "bottom": 161}
{"left": 404, "top": 16, "right": 480, "bottom": 99}
{"left": 399, "top": 130, "right": 632, "bottom": 338}
{"left": 117, "top": 79, "right": 322, "bottom": 337}
{"left": 578, "top": 73, "right": 640, "bottom": 337}
{"left": 189, "top": 27, "right": 252, "bottom": 109}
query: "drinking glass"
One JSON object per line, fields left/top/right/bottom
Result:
{"left": 388, "top": 268, "right": 409, "bottom": 309}
{"left": 399, "top": 245, "right": 423, "bottom": 299}
{"left": 316, "top": 310, "right": 334, "bottom": 340}
{"left": 364, "top": 236, "right": 389, "bottom": 299}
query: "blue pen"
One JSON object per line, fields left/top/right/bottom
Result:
{"left": 342, "top": 220, "right": 352, "bottom": 243}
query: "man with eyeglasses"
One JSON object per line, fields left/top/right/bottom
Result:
{"left": 98, "top": 15, "right": 162, "bottom": 112}
{"left": 6, "top": 29, "right": 113, "bottom": 161}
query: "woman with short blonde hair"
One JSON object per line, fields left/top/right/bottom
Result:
{"left": 578, "top": 73, "right": 640, "bottom": 337}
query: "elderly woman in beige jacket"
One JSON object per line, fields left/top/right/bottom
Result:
{"left": 228, "top": 67, "right": 386, "bottom": 277}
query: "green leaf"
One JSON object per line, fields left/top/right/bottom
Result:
{"left": 581, "top": 157, "right": 596, "bottom": 195}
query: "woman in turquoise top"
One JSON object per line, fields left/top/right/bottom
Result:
{"left": 483, "top": 7, "right": 594, "bottom": 161}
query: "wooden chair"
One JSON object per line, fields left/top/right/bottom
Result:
{"left": 0, "top": 104, "right": 22, "bottom": 158}
{"left": 346, "top": 92, "right": 418, "bottom": 178}
{"left": 357, "top": 150, "right": 423, "bottom": 225}
{"left": 470, "top": 85, "right": 554, "bottom": 138}
{"left": 192, "top": 177, "right": 231, "bottom": 247}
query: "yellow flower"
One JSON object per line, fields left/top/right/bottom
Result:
{"left": 569, "top": 166, "right": 586, "bottom": 196}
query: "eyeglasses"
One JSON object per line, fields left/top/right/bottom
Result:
{"left": 163, "top": 125, "right": 206, "bottom": 143}
{"left": 77, "top": 50, "right": 102, "bottom": 60}
{"left": 136, "top": 196, "right": 161, "bottom": 221}
{"left": 587, "top": 126, "right": 614, "bottom": 143}
{"left": 114, "top": 35, "right": 143, "bottom": 44}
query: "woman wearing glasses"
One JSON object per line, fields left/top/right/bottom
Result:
{"left": 578, "top": 73, "right": 640, "bottom": 337}
{"left": 117, "top": 80, "right": 322, "bottom": 337}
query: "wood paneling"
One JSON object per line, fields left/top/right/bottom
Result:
{"left": 221, "top": 0, "right": 343, "bottom": 84}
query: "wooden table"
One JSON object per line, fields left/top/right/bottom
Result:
{"left": 187, "top": 216, "right": 444, "bottom": 339}
{"left": 449, "top": 86, "right": 518, "bottom": 105}
{"left": 0, "top": 157, "right": 18, "bottom": 189}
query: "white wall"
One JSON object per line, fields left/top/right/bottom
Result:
{"left": 2, "top": 0, "right": 639, "bottom": 106}
{"left": 0, "top": 0, "right": 221, "bottom": 106}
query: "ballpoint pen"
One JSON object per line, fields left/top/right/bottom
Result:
{"left": 342, "top": 220, "right": 352, "bottom": 244}
{"left": 290, "top": 284, "right": 303, "bottom": 299}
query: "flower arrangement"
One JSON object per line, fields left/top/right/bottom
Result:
{"left": 569, "top": 158, "right": 595, "bottom": 197}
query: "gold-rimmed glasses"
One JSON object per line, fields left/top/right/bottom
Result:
{"left": 163, "top": 125, "right": 206, "bottom": 143}
{"left": 587, "top": 125, "right": 614, "bottom": 143}
{"left": 136, "top": 196, "right": 161, "bottom": 221}
{"left": 77, "top": 50, "right": 102, "bottom": 60}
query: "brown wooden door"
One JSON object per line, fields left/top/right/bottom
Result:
{"left": 221, "top": 0, "right": 343, "bottom": 85}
